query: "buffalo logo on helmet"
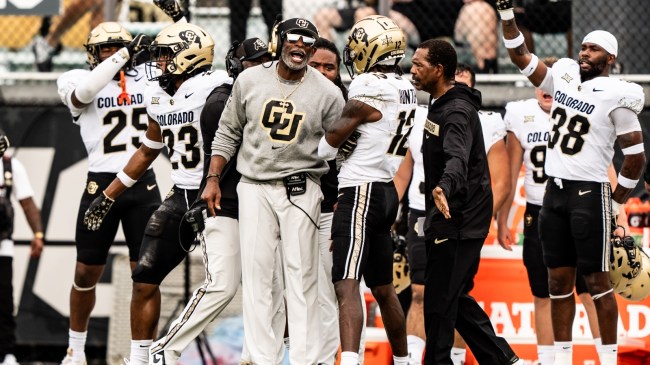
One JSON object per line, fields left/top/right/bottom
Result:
{"left": 352, "top": 27, "right": 369, "bottom": 46}
{"left": 295, "top": 18, "right": 309, "bottom": 28}
{"left": 179, "top": 30, "right": 202, "bottom": 48}
{"left": 609, "top": 235, "right": 650, "bottom": 301}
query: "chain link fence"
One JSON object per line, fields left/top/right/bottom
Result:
{"left": 0, "top": 0, "right": 648, "bottom": 74}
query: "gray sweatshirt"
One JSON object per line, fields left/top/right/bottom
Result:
{"left": 211, "top": 61, "right": 345, "bottom": 182}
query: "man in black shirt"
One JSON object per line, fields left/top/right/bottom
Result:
{"left": 410, "top": 39, "right": 520, "bottom": 365}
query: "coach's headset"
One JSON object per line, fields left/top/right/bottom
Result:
{"left": 225, "top": 40, "right": 243, "bottom": 79}
{"left": 268, "top": 16, "right": 320, "bottom": 60}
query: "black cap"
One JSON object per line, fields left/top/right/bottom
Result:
{"left": 279, "top": 18, "right": 319, "bottom": 40}
{"left": 238, "top": 37, "right": 270, "bottom": 61}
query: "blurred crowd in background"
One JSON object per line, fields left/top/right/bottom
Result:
{"left": 0, "top": 0, "right": 648, "bottom": 74}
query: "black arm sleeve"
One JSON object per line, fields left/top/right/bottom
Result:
{"left": 200, "top": 84, "right": 233, "bottom": 160}
{"left": 437, "top": 110, "right": 472, "bottom": 198}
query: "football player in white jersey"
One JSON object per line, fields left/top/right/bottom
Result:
{"left": 497, "top": 56, "right": 629, "bottom": 365}
{"left": 56, "top": 22, "right": 162, "bottom": 365}
{"left": 318, "top": 15, "right": 414, "bottom": 365}
{"left": 497, "top": 1, "right": 646, "bottom": 364}
{"left": 83, "top": 22, "right": 231, "bottom": 365}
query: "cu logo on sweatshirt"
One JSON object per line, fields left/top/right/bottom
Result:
{"left": 260, "top": 99, "right": 305, "bottom": 143}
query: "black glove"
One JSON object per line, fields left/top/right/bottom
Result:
{"left": 154, "top": 0, "right": 185, "bottom": 22}
{"left": 495, "top": 0, "right": 514, "bottom": 12}
{"left": 127, "top": 34, "right": 153, "bottom": 67}
{"left": 338, "top": 130, "right": 361, "bottom": 160}
{"left": 84, "top": 192, "right": 115, "bottom": 231}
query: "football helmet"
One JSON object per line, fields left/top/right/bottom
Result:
{"left": 85, "top": 22, "right": 133, "bottom": 69}
{"left": 609, "top": 235, "right": 643, "bottom": 292}
{"left": 343, "top": 15, "right": 406, "bottom": 76}
{"left": 392, "top": 232, "right": 411, "bottom": 294}
{"left": 616, "top": 248, "right": 650, "bottom": 301}
{"left": 146, "top": 22, "right": 214, "bottom": 84}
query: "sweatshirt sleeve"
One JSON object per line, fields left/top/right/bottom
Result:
{"left": 211, "top": 78, "right": 246, "bottom": 162}
{"left": 437, "top": 109, "right": 472, "bottom": 198}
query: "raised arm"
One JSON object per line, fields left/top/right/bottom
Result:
{"left": 496, "top": 0, "right": 548, "bottom": 87}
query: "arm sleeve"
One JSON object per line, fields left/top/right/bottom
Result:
{"left": 211, "top": 78, "right": 246, "bottom": 162}
{"left": 200, "top": 85, "right": 232, "bottom": 156}
{"left": 437, "top": 110, "right": 471, "bottom": 198}
{"left": 74, "top": 48, "right": 130, "bottom": 104}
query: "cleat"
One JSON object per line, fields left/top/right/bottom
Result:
{"left": 60, "top": 348, "right": 87, "bottom": 365}
{"left": 31, "top": 35, "right": 61, "bottom": 72}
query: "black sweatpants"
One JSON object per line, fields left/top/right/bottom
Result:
{"left": 423, "top": 237, "right": 516, "bottom": 365}
{"left": 0, "top": 256, "right": 15, "bottom": 357}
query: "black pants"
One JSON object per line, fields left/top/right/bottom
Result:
{"left": 0, "top": 256, "right": 15, "bottom": 357}
{"left": 230, "top": 0, "right": 282, "bottom": 43}
{"left": 423, "top": 237, "right": 515, "bottom": 365}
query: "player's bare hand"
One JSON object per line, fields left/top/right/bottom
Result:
{"left": 83, "top": 192, "right": 114, "bottom": 231}
{"left": 497, "top": 223, "right": 514, "bottom": 251}
{"left": 30, "top": 237, "right": 43, "bottom": 258}
{"left": 433, "top": 186, "right": 451, "bottom": 219}
{"left": 201, "top": 178, "right": 222, "bottom": 217}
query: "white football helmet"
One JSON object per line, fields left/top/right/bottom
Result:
{"left": 343, "top": 15, "right": 406, "bottom": 76}
{"left": 146, "top": 22, "right": 214, "bottom": 84}
{"left": 84, "top": 22, "right": 132, "bottom": 69}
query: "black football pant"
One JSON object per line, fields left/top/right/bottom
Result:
{"left": 423, "top": 237, "right": 516, "bottom": 365}
{"left": 0, "top": 256, "right": 16, "bottom": 357}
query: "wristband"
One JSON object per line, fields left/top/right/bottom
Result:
{"left": 617, "top": 173, "right": 639, "bottom": 189}
{"left": 498, "top": 9, "right": 515, "bottom": 21}
{"left": 503, "top": 33, "right": 525, "bottom": 49}
{"left": 206, "top": 173, "right": 221, "bottom": 180}
{"left": 34, "top": 232, "right": 44, "bottom": 239}
{"left": 117, "top": 170, "right": 137, "bottom": 187}
{"left": 520, "top": 54, "right": 539, "bottom": 77}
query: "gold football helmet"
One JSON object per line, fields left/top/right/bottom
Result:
{"left": 147, "top": 22, "right": 214, "bottom": 83}
{"left": 85, "top": 22, "right": 133, "bottom": 69}
{"left": 609, "top": 235, "right": 643, "bottom": 292}
{"left": 343, "top": 15, "right": 406, "bottom": 76}
{"left": 616, "top": 248, "right": 650, "bottom": 302}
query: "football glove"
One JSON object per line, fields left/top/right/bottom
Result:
{"left": 127, "top": 34, "right": 152, "bottom": 67}
{"left": 338, "top": 130, "right": 361, "bottom": 160}
{"left": 84, "top": 192, "right": 115, "bottom": 231}
{"left": 495, "top": 0, "right": 514, "bottom": 12}
{"left": 154, "top": 0, "right": 185, "bottom": 22}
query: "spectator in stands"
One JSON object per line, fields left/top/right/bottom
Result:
{"left": 230, "top": 0, "right": 282, "bottom": 44}
{"left": 514, "top": 0, "right": 572, "bottom": 58}
{"left": 354, "top": 0, "right": 463, "bottom": 47}
{"left": 313, "top": 0, "right": 376, "bottom": 41}
{"left": 32, "top": 0, "right": 104, "bottom": 72}
{"left": 454, "top": 0, "right": 499, "bottom": 73}
{"left": 0, "top": 131, "right": 45, "bottom": 365}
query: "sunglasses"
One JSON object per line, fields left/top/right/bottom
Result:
{"left": 285, "top": 33, "right": 316, "bottom": 47}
